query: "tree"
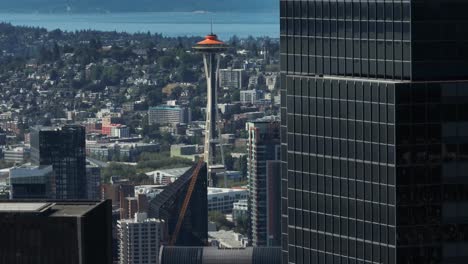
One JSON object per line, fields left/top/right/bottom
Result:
{"left": 158, "top": 56, "right": 176, "bottom": 69}
{"left": 208, "top": 211, "right": 235, "bottom": 231}
{"left": 225, "top": 154, "right": 234, "bottom": 170}
{"left": 231, "top": 89, "right": 240, "bottom": 101}
{"left": 234, "top": 214, "right": 249, "bottom": 236}
{"left": 235, "top": 155, "right": 248, "bottom": 178}
{"left": 175, "top": 66, "right": 197, "bottom": 82}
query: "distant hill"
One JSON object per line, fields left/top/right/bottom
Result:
{"left": 0, "top": 0, "right": 278, "bottom": 13}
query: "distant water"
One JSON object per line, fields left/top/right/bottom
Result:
{"left": 0, "top": 12, "right": 279, "bottom": 39}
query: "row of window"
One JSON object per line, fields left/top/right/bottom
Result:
{"left": 288, "top": 185, "right": 396, "bottom": 209}
{"left": 280, "top": 1, "right": 411, "bottom": 22}
{"left": 288, "top": 214, "right": 396, "bottom": 245}
{"left": 281, "top": 19, "right": 411, "bottom": 41}
{"left": 282, "top": 54, "right": 412, "bottom": 80}
{"left": 282, "top": 37, "right": 411, "bottom": 60}
{"left": 288, "top": 244, "right": 396, "bottom": 264}
{"left": 283, "top": 75, "right": 468, "bottom": 103}
{"left": 287, "top": 154, "right": 395, "bottom": 182}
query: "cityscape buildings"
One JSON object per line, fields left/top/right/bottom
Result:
{"left": 30, "top": 125, "right": 87, "bottom": 199}
{"left": 280, "top": 0, "right": 468, "bottom": 263}
{"left": 246, "top": 118, "right": 281, "bottom": 247}
{"left": 118, "top": 212, "right": 165, "bottom": 264}
{"left": 0, "top": 200, "right": 112, "bottom": 264}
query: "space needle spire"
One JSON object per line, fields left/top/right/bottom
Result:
{"left": 194, "top": 31, "right": 228, "bottom": 187}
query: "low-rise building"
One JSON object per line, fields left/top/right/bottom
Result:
{"left": 86, "top": 142, "right": 160, "bottom": 162}
{"left": 232, "top": 199, "right": 248, "bottom": 221}
{"left": 145, "top": 167, "right": 191, "bottom": 185}
{"left": 207, "top": 187, "right": 248, "bottom": 213}
{"left": 170, "top": 144, "right": 202, "bottom": 161}
{"left": 111, "top": 125, "right": 130, "bottom": 138}
{"left": 3, "top": 147, "right": 30, "bottom": 164}
{"left": 9, "top": 165, "right": 54, "bottom": 199}
{"left": 240, "top": 90, "right": 263, "bottom": 104}
{"left": 148, "top": 105, "right": 191, "bottom": 125}
{"left": 208, "top": 230, "right": 248, "bottom": 249}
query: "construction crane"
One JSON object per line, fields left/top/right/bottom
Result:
{"left": 169, "top": 158, "right": 205, "bottom": 246}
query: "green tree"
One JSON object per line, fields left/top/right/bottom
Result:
{"left": 234, "top": 214, "right": 249, "bottom": 236}
{"left": 158, "top": 56, "right": 176, "bottom": 69}
{"left": 208, "top": 211, "right": 235, "bottom": 231}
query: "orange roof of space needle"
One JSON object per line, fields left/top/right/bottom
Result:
{"left": 193, "top": 34, "right": 228, "bottom": 52}
{"left": 197, "top": 34, "right": 225, "bottom": 45}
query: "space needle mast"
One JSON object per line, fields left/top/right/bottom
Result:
{"left": 194, "top": 29, "right": 228, "bottom": 187}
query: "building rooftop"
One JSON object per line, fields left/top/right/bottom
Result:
{"left": 145, "top": 167, "right": 191, "bottom": 177}
{"left": 208, "top": 187, "right": 248, "bottom": 195}
{"left": 0, "top": 202, "right": 52, "bottom": 213}
{"left": 9, "top": 164, "right": 53, "bottom": 178}
{"left": 0, "top": 201, "right": 105, "bottom": 217}
{"left": 208, "top": 230, "right": 246, "bottom": 249}
{"left": 149, "top": 105, "right": 183, "bottom": 111}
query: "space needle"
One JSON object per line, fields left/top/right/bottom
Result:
{"left": 194, "top": 31, "right": 228, "bottom": 187}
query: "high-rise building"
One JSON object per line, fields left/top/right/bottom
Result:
{"left": 246, "top": 118, "right": 281, "bottom": 247}
{"left": 118, "top": 212, "right": 165, "bottom": 264}
{"left": 280, "top": 0, "right": 468, "bottom": 263}
{"left": 30, "top": 125, "right": 87, "bottom": 200}
{"left": 9, "top": 165, "right": 55, "bottom": 199}
{"left": 0, "top": 200, "right": 112, "bottom": 264}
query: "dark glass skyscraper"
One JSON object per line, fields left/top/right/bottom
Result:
{"left": 280, "top": 1, "right": 468, "bottom": 263}
{"left": 31, "top": 125, "right": 87, "bottom": 200}
{"left": 0, "top": 200, "right": 112, "bottom": 264}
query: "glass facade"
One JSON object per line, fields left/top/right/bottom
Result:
{"left": 280, "top": 1, "right": 468, "bottom": 263}
{"left": 30, "top": 125, "right": 87, "bottom": 200}
{"left": 280, "top": 0, "right": 468, "bottom": 81}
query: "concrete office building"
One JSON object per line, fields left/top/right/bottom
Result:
{"left": 280, "top": 0, "right": 468, "bottom": 263}
{"left": 3, "top": 147, "right": 30, "bottom": 164}
{"left": 118, "top": 212, "right": 165, "bottom": 264}
{"left": 148, "top": 105, "right": 191, "bottom": 125}
{"left": 207, "top": 187, "right": 248, "bottom": 214}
